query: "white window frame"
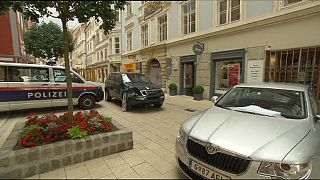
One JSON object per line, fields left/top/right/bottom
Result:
{"left": 217, "top": 0, "right": 241, "bottom": 25}
{"left": 127, "top": 2, "right": 133, "bottom": 17}
{"left": 181, "top": 0, "right": 196, "bottom": 35}
{"left": 141, "top": 24, "right": 149, "bottom": 48}
{"left": 127, "top": 32, "right": 132, "bottom": 52}
{"left": 158, "top": 14, "right": 167, "bottom": 42}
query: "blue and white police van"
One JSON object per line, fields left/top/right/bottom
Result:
{"left": 0, "top": 62, "right": 104, "bottom": 112}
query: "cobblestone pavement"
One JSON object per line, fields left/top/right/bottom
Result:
{"left": 0, "top": 94, "right": 213, "bottom": 179}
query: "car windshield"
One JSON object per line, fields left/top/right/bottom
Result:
{"left": 215, "top": 87, "right": 306, "bottom": 119}
{"left": 124, "top": 74, "right": 150, "bottom": 83}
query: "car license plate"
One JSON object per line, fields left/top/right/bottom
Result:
{"left": 189, "top": 159, "right": 231, "bottom": 179}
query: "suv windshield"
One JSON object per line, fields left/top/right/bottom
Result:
{"left": 215, "top": 87, "right": 306, "bottom": 119}
{"left": 124, "top": 74, "right": 150, "bottom": 83}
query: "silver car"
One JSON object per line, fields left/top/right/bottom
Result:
{"left": 176, "top": 83, "right": 320, "bottom": 179}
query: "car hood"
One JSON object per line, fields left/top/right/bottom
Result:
{"left": 188, "top": 107, "right": 310, "bottom": 162}
{"left": 126, "top": 82, "right": 160, "bottom": 90}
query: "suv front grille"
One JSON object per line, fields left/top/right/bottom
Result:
{"left": 186, "top": 139, "right": 250, "bottom": 175}
{"left": 141, "top": 89, "right": 162, "bottom": 96}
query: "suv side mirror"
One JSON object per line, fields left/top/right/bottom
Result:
{"left": 315, "top": 115, "right": 320, "bottom": 121}
{"left": 211, "top": 96, "right": 218, "bottom": 103}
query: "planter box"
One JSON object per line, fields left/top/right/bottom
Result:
{"left": 0, "top": 120, "right": 133, "bottom": 179}
{"left": 169, "top": 89, "right": 177, "bottom": 96}
{"left": 193, "top": 93, "right": 203, "bottom": 101}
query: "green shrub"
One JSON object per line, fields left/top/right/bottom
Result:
{"left": 68, "top": 125, "right": 89, "bottom": 139}
{"left": 193, "top": 85, "right": 204, "bottom": 94}
{"left": 168, "top": 83, "right": 177, "bottom": 90}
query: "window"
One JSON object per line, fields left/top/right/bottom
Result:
{"left": 101, "top": 51, "right": 103, "bottom": 61}
{"left": 127, "top": 2, "right": 132, "bottom": 17}
{"left": 109, "top": 38, "right": 112, "bottom": 54}
{"left": 53, "top": 69, "right": 83, "bottom": 83}
{"left": 8, "top": 67, "right": 49, "bottom": 82}
{"left": 0, "top": 67, "right": 7, "bottom": 82}
{"left": 105, "top": 48, "right": 108, "bottom": 60}
{"left": 158, "top": 15, "right": 167, "bottom": 42}
{"left": 127, "top": 32, "right": 132, "bottom": 52}
{"left": 141, "top": 24, "right": 148, "bottom": 47}
{"left": 97, "top": 52, "right": 99, "bottom": 62}
{"left": 309, "top": 90, "right": 319, "bottom": 115}
{"left": 182, "top": 0, "right": 196, "bottom": 35}
{"left": 115, "top": 37, "right": 120, "bottom": 54}
{"left": 115, "top": 9, "right": 120, "bottom": 22}
{"left": 284, "top": 0, "right": 302, "bottom": 6}
{"left": 218, "top": 0, "right": 240, "bottom": 25}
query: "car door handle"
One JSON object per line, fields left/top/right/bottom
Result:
{"left": 41, "top": 83, "right": 49, "bottom": 86}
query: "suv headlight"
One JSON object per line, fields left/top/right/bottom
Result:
{"left": 258, "top": 161, "right": 312, "bottom": 179}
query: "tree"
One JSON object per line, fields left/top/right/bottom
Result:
{"left": 0, "top": 1, "right": 127, "bottom": 120}
{"left": 25, "top": 21, "right": 73, "bottom": 61}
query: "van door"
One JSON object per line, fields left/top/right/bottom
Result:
{"left": 0, "top": 66, "right": 9, "bottom": 112}
{"left": 7, "top": 66, "right": 52, "bottom": 110}
{"left": 51, "top": 68, "right": 85, "bottom": 107}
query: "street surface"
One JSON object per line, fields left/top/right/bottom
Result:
{"left": 0, "top": 94, "right": 212, "bottom": 179}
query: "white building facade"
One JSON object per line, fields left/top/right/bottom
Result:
{"left": 119, "top": 0, "right": 320, "bottom": 99}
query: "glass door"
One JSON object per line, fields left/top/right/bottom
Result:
{"left": 182, "top": 63, "right": 195, "bottom": 96}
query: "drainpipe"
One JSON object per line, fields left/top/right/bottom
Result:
{"left": 84, "top": 24, "right": 88, "bottom": 79}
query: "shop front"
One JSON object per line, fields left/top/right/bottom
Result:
{"left": 211, "top": 49, "right": 245, "bottom": 96}
{"left": 265, "top": 46, "right": 320, "bottom": 99}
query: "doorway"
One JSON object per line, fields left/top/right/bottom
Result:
{"left": 148, "top": 59, "right": 162, "bottom": 88}
{"left": 180, "top": 55, "right": 196, "bottom": 96}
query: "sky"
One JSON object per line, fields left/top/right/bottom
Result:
{"left": 38, "top": 7, "right": 80, "bottom": 30}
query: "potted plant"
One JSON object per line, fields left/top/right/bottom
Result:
{"left": 168, "top": 83, "right": 178, "bottom": 96}
{"left": 193, "top": 85, "right": 204, "bottom": 101}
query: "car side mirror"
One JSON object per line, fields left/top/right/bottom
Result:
{"left": 211, "top": 96, "right": 218, "bottom": 103}
{"left": 316, "top": 115, "right": 320, "bottom": 121}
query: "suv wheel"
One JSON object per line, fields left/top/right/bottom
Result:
{"left": 79, "top": 94, "right": 95, "bottom": 110}
{"left": 122, "top": 93, "right": 132, "bottom": 112}
{"left": 154, "top": 103, "right": 163, "bottom": 108}
{"left": 105, "top": 89, "right": 112, "bottom": 102}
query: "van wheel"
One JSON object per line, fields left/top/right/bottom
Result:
{"left": 105, "top": 89, "right": 112, "bottom": 102}
{"left": 79, "top": 94, "right": 95, "bottom": 110}
{"left": 121, "top": 93, "right": 132, "bottom": 112}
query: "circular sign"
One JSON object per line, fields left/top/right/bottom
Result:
{"left": 192, "top": 42, "right": 204, "bottom": 55}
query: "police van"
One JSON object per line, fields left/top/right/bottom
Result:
{"left": 0, "top": 62, "right": 104, "bottom": 112}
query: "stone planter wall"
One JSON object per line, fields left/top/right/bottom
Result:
{"left": 0, "top": 120, "right": 133, "bottom": 179}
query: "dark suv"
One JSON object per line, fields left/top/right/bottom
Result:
{"left": 104, "top": 72, "right": 165, "bottom": 111}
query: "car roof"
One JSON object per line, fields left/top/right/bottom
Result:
{"left": 0, "top": 62, "right": 65, "bottom": 69}
{"left": 235, "top": 82, "right": 309, "bottom": 92}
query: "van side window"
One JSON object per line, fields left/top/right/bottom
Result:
{"left": 8, "top": 67, "right": 49, "bottom": 82}
{"left": 53, "top": 69, "right": 84, "bottom": 83}
{"left": 0, "top": 67, "right": 7, "bottom": 82}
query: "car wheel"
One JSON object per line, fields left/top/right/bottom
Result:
{"left": 154, "top": 103, "right": 163, "bottom": 108}
{"left": 105, "top": 89, "right": 112, "bottom": 102}
{"left": 122, "top": 93, "right": 132, "bottom": 112}
{"left": 79, "top": 94, "right": 95, "bottom": 110}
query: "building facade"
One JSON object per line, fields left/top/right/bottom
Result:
{"left": 0, "top": 9, "right": 27, "bottom": 63}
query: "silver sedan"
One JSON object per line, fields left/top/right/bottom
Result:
{"left": 176, "top": 83, "right": 320, "bottom": 179}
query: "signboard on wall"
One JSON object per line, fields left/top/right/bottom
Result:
{"left": 247, "top": 60, "right": 264, "bottom": 84}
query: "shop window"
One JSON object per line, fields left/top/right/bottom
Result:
{"left": 265, "top": 47, "right": 320, "bottom": 99}
{"left": 218, "top": 0, "right": 240, "bottom": 25}
{"left": 215, "top": 60, "right": 242, "bottom": 93}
